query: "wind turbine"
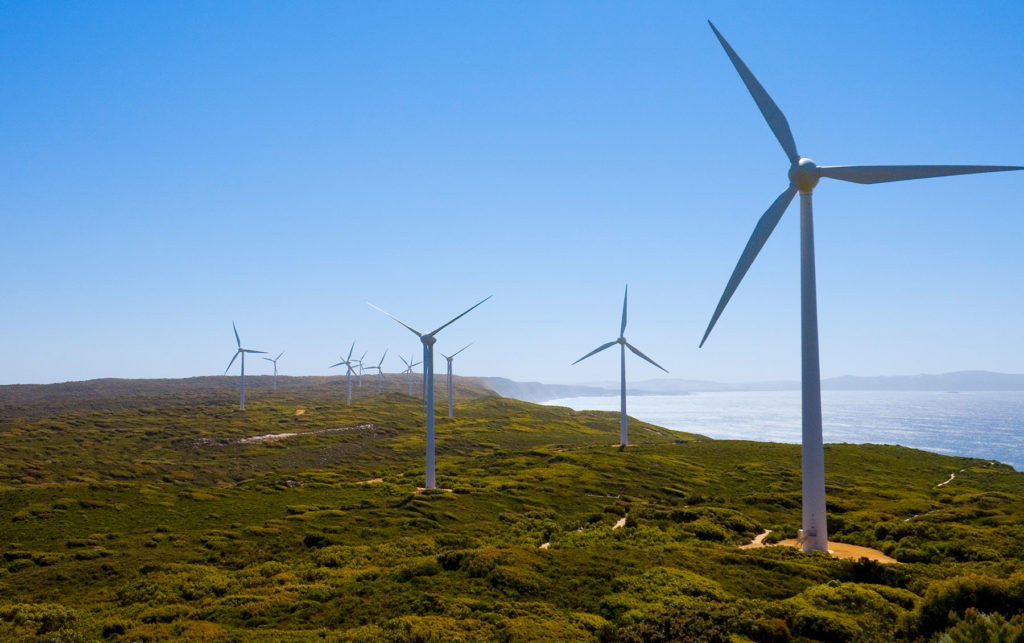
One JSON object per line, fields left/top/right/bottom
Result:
{"left": 370, "top": 296, "right": 491, "bottom": 489}
{"left": 262, "top": 351, "right": 284, "bottom": 391}
{"left": 398, "top": 354, "right": 422, "bottom": 396}
{"left": 700, "top": 21, "right": 1022, "bottom": 553}
{"left": 572, "top": 286, "right": 667, "bottom": 447}
{"left": 224, "top": 322, "right": 266, "bottom": 410}
{"left": 329, "top": 341, "right": 358, "bottom": 405}
{"left": 363, "top": 350, "right": 389, "bottom": 393}
{"left": 440, "top": 343, "right": 473, "bottom": 418}
{"left": 356, "top": 351, "right": 367, "bottom": 388}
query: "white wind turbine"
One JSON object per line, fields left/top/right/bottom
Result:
{"left": 398, "top": 354, "right": 422, "bottom": 396}
{"left": 370, "top": 296, "right": 491, "bottom": 489}
{"left": 224, "top": 322, "right": 266, "bottom": 411}
{"left": 440, "top": 343, "right": 473, "bottom": 419}
{"left": 572, "top": 286, "right": 667, "bottom": 447}
{"left": 356, "top": 351, "right": 367, "bottom": 388}
{"left": 363, "top": 350, "right": 388, "bottom": 393}
{"left": 329, "top": 341, "right": 358, "bottom": 405}
{"left": 701, "top": 21, "right": 1022, "bottom": 553}
{"left": 262, "top": 351, "right": 284, "bottom": 391}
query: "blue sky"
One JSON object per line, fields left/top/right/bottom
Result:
{"left": 2, "top": 2, "right": 1022, "bottom": 385}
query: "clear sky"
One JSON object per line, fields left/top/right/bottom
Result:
{"left": 2, "top": 2, "right": 1022, "bottom": 386}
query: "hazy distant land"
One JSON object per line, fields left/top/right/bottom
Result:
{"left": 486, "top": 370, "right": 1024, "bottom": 403}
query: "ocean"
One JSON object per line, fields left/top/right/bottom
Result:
{"left": 544, "top": 390, "right": 1024, "bottom": 471}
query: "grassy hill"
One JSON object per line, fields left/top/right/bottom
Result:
{"left": 1, "top": 377, "right": 1023, "bottom": 641}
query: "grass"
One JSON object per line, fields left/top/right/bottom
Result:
{"left": 1, "top": 376, "right": 1023, "bottom": 641}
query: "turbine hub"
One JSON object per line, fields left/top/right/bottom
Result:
{"left": 788, "top": 157, "right": 820, "bottom": 193}
{"left": 422, "top": 336, "right": 436, "bottom": 347}
{"left": 617, "top": 337, "right": 626, "bottom": 345}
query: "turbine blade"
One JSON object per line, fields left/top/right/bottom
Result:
{"left": 329, "top": 361, "right": 345, "bottom": 368}
{"left": 620, "top": 285, "right": 628, "bottom": 337}
{"left": 700, "top": 184, "right": 798, "bottom": 347}
{"left": 626, "top": 342, "right": 669, "bottom": 373}
{"left": 244, "top": 349, "right": 267, "bottom": 354}
{"left": 378, "top": 349, "right": 388, "bottom": 367}
{"left": 368, "top": 303, "right": 423, "bottom": 337}
{"left": 428, "top": 295, "right": 492, "bottom": 336}
{"left": 346, "top": 341, "right": 355, "bottom": 361}
{"left": 412, "top": 361, "right": 422, "bottom": 367}
{"left": 225, "top": 350, "right": 240, "bottom": 374}
{"left": 262, "top": 357, "right": 273, "bottom": 362}
{"left": 818, "top": 164, "right": 1023, "bottom": 184}
{"left": 399, "top": 355, "right": 410, "bottom": 367}
{"left": 276, "top": 351, "right": 284, "bottom": 360}
{"left": 571, "top": 340, "right": 617, "bottom": 365}
{"left": 451, "top": 342, "right": 473, "bottom": 358}
{"left": 708, "top": 21, "right": 799, "bottom": 163}
{"left": 232, "top": 322, "right": 241, "bottom": 348}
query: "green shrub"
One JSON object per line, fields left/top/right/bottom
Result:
{"left": 73, "top": 547, "right": 112, "bottom": 560}
{"left": 938, "top": 608, "right": 1024, "bottom": 642}
{"left": 905, "top": 573, "right": 1024, "bottom": 638}
{"left": 394, "top": 559, "right": 441, "bottom": 582}
{"left": 140, "top": 603, "right": 190, "bottom": 623}
{"left": 691, "top": 518, "right": 729, "bottom": 542}
{"left": 100, "top": 617, "right": 130, "bottom": 638}
{"left": 615, "top": 603, "right": 734, "bottom": 643}
{"left": 0, "top": 602, "right": 76, "bottom": 635}
{"left": 789, "top": 607, "right": 860, "bottom": 642}
{"left": 487, "top": 565, "right": 540, "bottom": 596}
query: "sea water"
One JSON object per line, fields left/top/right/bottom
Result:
{"left": 544, "top": 390, "right": 1024, "bottom": 471}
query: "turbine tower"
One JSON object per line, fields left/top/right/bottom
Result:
{"left": 371, "top": 296, "right": 491, "bottom": 489}
{"left": 224, "top": 322, "right": 266, "bottom": 410}
{"left": 440, "top": 343, "right": 473, "bottom": 418}
{"left": 572, "top": 286, "right": 667, "bottom": 447}
{"left": 701, "top": 21, "right": 1022, "bottom": 553}
{"left": 363, "top": 350, "right": 388, "bottom": 393}
{"left": 329, "top": 341, "right": 358, "bottom": 405}
{"left": 262, "top": 351, "right": 284, "bottom": 391}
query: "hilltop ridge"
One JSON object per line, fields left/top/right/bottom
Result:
{"left": 1, "top": 378, "right": 1023, "bottom": 640}
{"left": 488, "top": 370, "right": 1024, "bottom": 402}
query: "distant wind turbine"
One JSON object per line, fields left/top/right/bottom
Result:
{"left": 441, "top": 343, "right": 473, "bottom": 418}
{"left": 363, "top": 350, "right": 389, "bottom": 393}
{"left": 262, "top": 351, "right": 284, "bottom": 391}
{"left": 370, "top": 296, "right": 492, "bottom": 489}
{"left": 329, "top": 341, "right": 358, "bottom": 405}
{"left": 224, "top": 322, "right": 266, "bottom": 411}
{"left": 701, "top": 21, "right": 1022, "bottom": 553}
{"left": 572, "top": 286, "right": 667, "bottom": 447}
{"left": 356, "top": 351, "right": 367, "bottom": 388}
{"left": 398, "top": 354, "right": 422, "bottom": 396}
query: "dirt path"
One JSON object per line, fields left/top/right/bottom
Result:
{"left": 936, "top": 467, "right": 967, "bottom": 487}
{"left": 740, "top": 529, "right": 772, "bottom": 549}
{"left": 739, "top": 530, "right": 896, "bottom": 562}
{"left": 237, "top": 424, "right": 375, "bottom": 444}
{"left": 773, "top": 539, "right": 898, "bottom": 563}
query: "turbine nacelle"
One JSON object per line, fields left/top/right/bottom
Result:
{"left": 422, "top": 335, "right": 437, "bottom": 347}
{"left": 789, "top": 158, "right": 820, "bottom": 193}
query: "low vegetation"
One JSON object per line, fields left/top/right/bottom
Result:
{"left": 1, "top": 376, "right": 1022, "bottom": 641}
